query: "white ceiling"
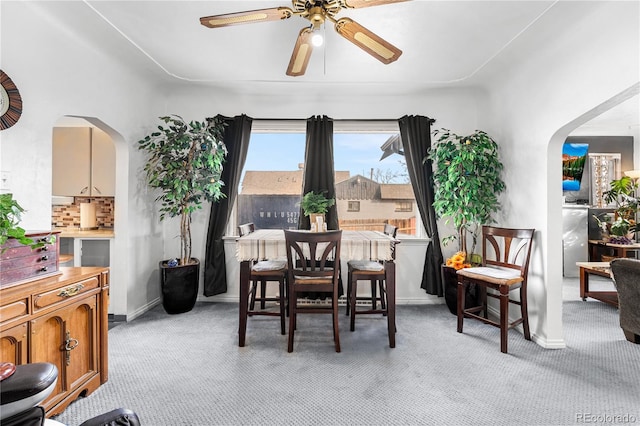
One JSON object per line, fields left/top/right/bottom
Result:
{"left": 40, "top": 0, "right": 638, "bottom": 131}
{"left": 82, "top": 0, "right": 557, "bottom": 85}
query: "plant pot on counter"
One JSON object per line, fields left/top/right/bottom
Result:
{"left": 160, "top": 258, "right": 199, "bottom": 314}
{"left": 442, "top": 265, "right": 481, "bottom": 316}
{"left": 309, "top": 213, "right": 327, "bottom": 231}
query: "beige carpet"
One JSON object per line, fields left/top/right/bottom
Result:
{"left": 53, "top": 278, "right": 639, "bottom": 425}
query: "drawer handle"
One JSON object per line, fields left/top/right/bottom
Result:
{"left": 39, "top": 266, "right": 48, "bottom": 272}
{"left": 41, "top": 255, "right": 49, "bottom": 261}
{"left": 58, "top": 283, "right": 84, "bottom": 298}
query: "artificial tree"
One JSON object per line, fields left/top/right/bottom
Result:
{"left": 138, "top": 115, "right": 227, "bottom": 314}
{"left": 138, "top": 115, "right": 228, "bottom": 265}
{"left": 427, "top": 129, "right": 506, "bottom": 260}
{"left": 427, "top": 129, "right": 506, "bottom": 315}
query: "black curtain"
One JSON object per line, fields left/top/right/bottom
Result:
{"left": 299, "top": 115, "right": 339, "bottom": 230}
{"left": 203, "top": 114, "right": 252, "bottom": 296}
{"left": 399, "top": 115, "right": 444, "bottom": 296}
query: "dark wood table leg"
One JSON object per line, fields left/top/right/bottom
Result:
{"left": 385, "top": 261, "right": 396, "bottom": 348}
{"left": 579, "top": 266, "right": 589, "bottom": 301}
{"left": 590, "top": 243, "right": 598, "bottom": 262}
{"left": 239, "top": 260, "right": 250, "bottom": 347}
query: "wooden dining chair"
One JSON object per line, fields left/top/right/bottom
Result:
{"left": 284, "top": 230, "right": 342, "bottom": 353}
{"left": 345, "top": 224, "right": 397, "bottom": 331}
{"left": 239, "top": 223, "right": 287, "bottom": 335}
{"left": 456, "top": 226, "right": 535, "bottom": 353}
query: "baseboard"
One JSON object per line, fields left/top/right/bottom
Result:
{"left": 108, "top": 314, "right": 127, "bottom": 322}
{"left": 532, "top": 333, "right": 567, "bottom": 349}
{"left": 126, "top": 297, "right": 162, "bottom": 322}
{"left": 197, "top": 295, "right": 445, "bottom": 305}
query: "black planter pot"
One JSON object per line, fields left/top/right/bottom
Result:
{"left": 442, "top": 265, "right": 480, "bottom": 315}
{"left": 160, "top": 258, "right": 199, "bottom": 314}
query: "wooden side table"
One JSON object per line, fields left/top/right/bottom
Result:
{"left": 576, "top": 261, "right": 617, "bottom": 307}
{"left": 588, "top": 240, "right": 640, "bottom": 262}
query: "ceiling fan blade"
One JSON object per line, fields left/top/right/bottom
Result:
{"left": 200, "top": 7, "right": 293, "bottom": 29}
{"left": 343, "top": 0, "right": 411, "bottom": 9}
{"left": 334, "top": 18, "right": 402, "bottom": 64}
{"left": 286, "top": 28, "right": 313, "bottom": 77}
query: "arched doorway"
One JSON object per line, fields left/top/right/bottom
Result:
{"left": 549, "top": 83, "right": 640, "bottom": 346}
{"left": 52, "top": 115, "right": 129, "bottom": 319}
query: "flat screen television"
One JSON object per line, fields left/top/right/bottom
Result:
{"left": 562, "top": 143, "right": 588, "bottom": 191}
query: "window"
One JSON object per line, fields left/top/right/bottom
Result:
{"left": 234, "top": 127, "right": 305, "bottom": 233}
{"left": 227, "top": 120, "right": 424, "bottom": 237}
{"left": 395, "top": 201, "right": 412, "bottom": 212}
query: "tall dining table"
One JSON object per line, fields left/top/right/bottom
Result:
{"left": 236, "top": 229, "right": 399, "bottom": 349}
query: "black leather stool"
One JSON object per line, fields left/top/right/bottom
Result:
{"left": 0, "top": 362, "right": 58, "bottom": 426}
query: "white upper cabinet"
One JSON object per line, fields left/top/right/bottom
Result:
{"left": 90, "top": 128, "right": 115, "bottom": 196}
{"left": 52, "top": 127, "right": 115, "bottom": 197}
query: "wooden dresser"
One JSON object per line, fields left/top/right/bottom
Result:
{"left": 1, "top": 233, "right": 109, "bottom": 417}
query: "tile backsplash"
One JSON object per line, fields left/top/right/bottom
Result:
{"left": 52, "top": 197, "right": 114, "bottom": 228}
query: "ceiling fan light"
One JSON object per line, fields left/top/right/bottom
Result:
{"left": 311, "top": 32, "right": 324, "bottom": 47}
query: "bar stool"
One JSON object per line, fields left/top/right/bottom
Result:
{"left": 239, "top": 223, "right": 287, "bottom": 335}
{"left": 346, "top": 224, "right": 397, "bottom": 331}
{"left": 284, "top": 230, "right": 342, "bottom": 352}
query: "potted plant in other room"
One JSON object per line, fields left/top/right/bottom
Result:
{"left": 138, "top": 115, "right": 227, "bottom": 314}
{"left": 427, "top": 129, "right": 506, "bottom": 314}
{"left": 301, "top": 190, "right": 335, "bottom": 231}
{"left": 601, "top": 175, "right": 638, "bottom": 244}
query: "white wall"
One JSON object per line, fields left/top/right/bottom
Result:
{"left": 478, "top": 1, "right": 639, "bottom": 348}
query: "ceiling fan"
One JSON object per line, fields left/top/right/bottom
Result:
{"left": 200, "top": 0, "right": 408, "bottom": 77}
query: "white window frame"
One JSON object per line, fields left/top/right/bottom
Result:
{"left": 225, "top": 119, "right": 427, "bottom": 238}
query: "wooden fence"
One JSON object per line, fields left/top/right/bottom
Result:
{"left": 339, "top": 217, "right": 416, "bottom": 235}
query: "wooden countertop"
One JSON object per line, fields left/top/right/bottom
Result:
{"left": 0, "top": 266, "right": 109, "bottom": 294}
{"left": 53, "top": 227, "right": 115, "bottom": 238}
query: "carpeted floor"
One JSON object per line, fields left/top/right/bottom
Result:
{"left": 52, "top": 277, "right": 639, "bottom": 426}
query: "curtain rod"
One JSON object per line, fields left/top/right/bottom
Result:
{"left": 250, "top": 117, "right": 436, "bottom": 123}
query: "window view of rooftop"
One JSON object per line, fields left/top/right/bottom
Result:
{"left": 236, "top": 131, "right": 417, "bottom": 235}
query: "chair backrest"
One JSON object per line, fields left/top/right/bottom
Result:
{"left": 238, "top": 223, "right": 255, "bottom": 237}
{"left": 383, "top": 224, "right": 399, "bottom": 260}
{"left": 481, "top": 226, "right": 535, "bottom": 278}
{"left": 384, "top": 223, "right": 398, "bottom": 238}
{"left": 284, "top": 230, "right": 342, "bottom": 281}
